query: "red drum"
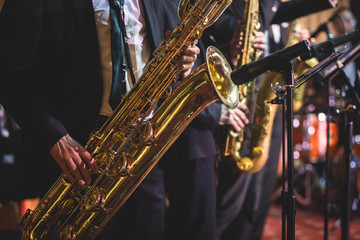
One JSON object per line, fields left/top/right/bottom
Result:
{"left": 353, "top": 137, "right": 360, "bottom": 194}
{"left": 353, "top": 136, "right": 360, "bottom": 160}
{"left": 293, "top": 113, "right": 339, "bottom": 163}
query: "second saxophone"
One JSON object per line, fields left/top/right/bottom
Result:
{"left": 223, "top": 0, "right": 263, "bottom": 173}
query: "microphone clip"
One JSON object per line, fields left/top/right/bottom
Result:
{"left": 268, "top": 82, "right": 293, "bottom": 104}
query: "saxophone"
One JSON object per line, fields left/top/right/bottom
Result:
{"left": 223, "top": 0, "right": 262, "bottom": 172}
{"left": 226, "top": 20, "right": 319, "bottom": 174}
{"left": 19, "top": 1, "right": 237, "bottom": 239}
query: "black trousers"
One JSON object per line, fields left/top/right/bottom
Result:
{"left": 216, "top": 161, "right": 256, "bottom": 240}
{"left": 96, "top": 165, "right": 165, "bottom": 240}
{"left": 164, "top": 156, "right": 217, "bottom": 240}
{"left": 216, "top": 113, "right": 282, "bottom": 240}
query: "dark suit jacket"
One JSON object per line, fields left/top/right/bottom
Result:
{"left": 0, "top": 0, "right": 169, "bottom": 196}
{"left": 0, "top": 0, "right": 167, "bottom": 148}
{"left": 246, "top": 0, "right": 337, "bottom": 32}
{"left": 206, "top": 0, "right": 336, "bottom": 53}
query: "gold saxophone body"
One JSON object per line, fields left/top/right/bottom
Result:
{"left": 223, "top": 0, "right": 262, "bottom": 172}
{"left": 226, "top": 20, "right": 319, "bottom": 174}
{"left": 19, "top": 1, "right": 238, "bottom": 239}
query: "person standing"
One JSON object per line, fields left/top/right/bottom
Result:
{"left": 215, "top": 0, "right": 338, "bottom": 239}
{"left": 162, "top": 2, "right": 259, "bottom": 240}
{"left": 0, "top": 0, "right": 199, "bottom": 239}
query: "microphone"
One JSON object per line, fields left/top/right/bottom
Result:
{"left": 305, "top": 30, "right": 360, "bottom": 59}
{"left": 231, "top": 40, "right": 310, "bottom": 86}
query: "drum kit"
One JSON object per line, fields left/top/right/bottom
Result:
{"left": 293, "top": 108, "right": 339, "bottom": 163}
{"left": 290, "top": 83, "right": 360, "bottom": 216}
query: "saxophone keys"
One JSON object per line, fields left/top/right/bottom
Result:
{"left": 255, "top": 22, "right": 261, "bottom": 31}
{"left": 129, "top": 121, "right": 156, "bottom": 146}
{"left": 229, "top": 129, "right": 239, "bottom": 138}
{"left": 161, "top": 86, "right": 172, "bottom": 99}
{"left": 241, "top": 85, "right": 248, "bottom": 97}
{"left": 58, "top": 198, "right": 77, "bottom": 216}
{"left": 106, "top": 152, "right": 133, "bottom": 178}
{"left": 202, "top": 17, "right": 209, "bottom": 26}
{"left": 61, "top": 224, "right": 77, "bottom": 240}
{"left": 236, "top": 157, "right": 254, "bottom": 171}
{"left": 79, "top": 187, "right": 106, "bottom": 212}
{"left": 251, "top": 146, "right": 263, "bottom": 158}
{"left": 94, "top": 153, "right": 112, "bottom": 170}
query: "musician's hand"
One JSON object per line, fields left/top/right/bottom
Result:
{"left": 179, "top": 42, "right": 200, "bottom": 77}
{"left": 229, "top": 20, "right": 266, "bottom": 67}
{"left": 50, "top": 134, "right": 97, "bottom": 185}
{"left": 219, "top": 103, "right": 249, "bottom": 132}
{"left": 297, "top": 28, "right": 310, "bottom": 42}
{"left": 329, "top": 0, "right": 338, "bottom": 8}
{"left": 253, "top": 31, "right": 267, "bottom": 51}
{"left": 166, "top": 30, "right": 200, "bottom": 77}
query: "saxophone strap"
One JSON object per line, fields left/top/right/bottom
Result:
{"left": 118, "top": 0, "right": 137, "bottom": 87}
{"left": 108, "top": 0, "right": 136, "bottom": 109}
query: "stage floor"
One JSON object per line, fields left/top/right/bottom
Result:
{"left": 263, "top": 204, "right": 360, "bottom": 240}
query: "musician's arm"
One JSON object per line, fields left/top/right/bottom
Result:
{"left": 272, "top": 0, "right": 337, "bottom": 24}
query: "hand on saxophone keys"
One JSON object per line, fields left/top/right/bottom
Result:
{"left": 49, "top": 134, "right": 97, "bottom": 185}
{"left": 253, "top": 31, "right": 267, "bottom": 51}
{"left": 229, "top": 20, "right": 267, "bottom": 67}
{"left": 179, "top": 43, "right": 200, "bottom": 77}
{"left": 219, "top": 102, "right": 249, "bottom": 132}
{"left": 166, "top": 30, "right": 200, "bottom": 77}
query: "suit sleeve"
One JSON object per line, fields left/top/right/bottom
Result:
{"left": 259, "top": 0, "right": 277, "bottom": 31}
{"left": 205, "top": 7, "right": 238, "bottom": 53}
{"left": 272, "top": 0, "right": 336, "bottom": 24}
{"left": 0, "top": 0, "right": 68, "bottom": 152}
{"left": 188, "top": 102, "right": 222, "bottom": 132}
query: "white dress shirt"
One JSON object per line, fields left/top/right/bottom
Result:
{"left": 92, "top": 0, "right": 151, "bottom": 116}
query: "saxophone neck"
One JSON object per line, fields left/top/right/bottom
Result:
{"left": 237, "top": 0, "right": 261, "bottom": 66}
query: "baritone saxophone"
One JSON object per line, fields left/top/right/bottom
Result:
{"left": 20, "top": 0, "right": 237, "bottom": 239}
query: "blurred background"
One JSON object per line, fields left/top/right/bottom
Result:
{"left": 0, "top": 0, "right": 359, "bottom": 239}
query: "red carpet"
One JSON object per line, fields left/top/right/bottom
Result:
{"left": 263, "top": 204, "right": 360, "bottom": 240}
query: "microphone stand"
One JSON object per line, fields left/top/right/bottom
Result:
{"left": 325, "top": 70, "right": 331, "bottom": 240}
{"left": 320, "top": 43, "right": 360, "bottom": 240}
{"left": 284, "top": 60, "right": 296, "bottom": 240}
{"left": 342, "top": 104, "right": 353, "bottom": 240}
{"left": 323, "top": 48, "right": 333, "bottom": 240}
{"left": 334, "top": 68, "right": 360, "bottom": 240}
{"left": 272, "top": 86, "right": 287, "bottom": 240}
{"left": 317, "top": 42, "right": 338, "bottom": 240}
{"left": 267, "top": 47, "right": 344, "bottom": 240}
{"left": 270, "top": 60, "right": 296, "bottom": 240}
{"left": 282, "top": 96, "right": 287, "bottom": 240}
